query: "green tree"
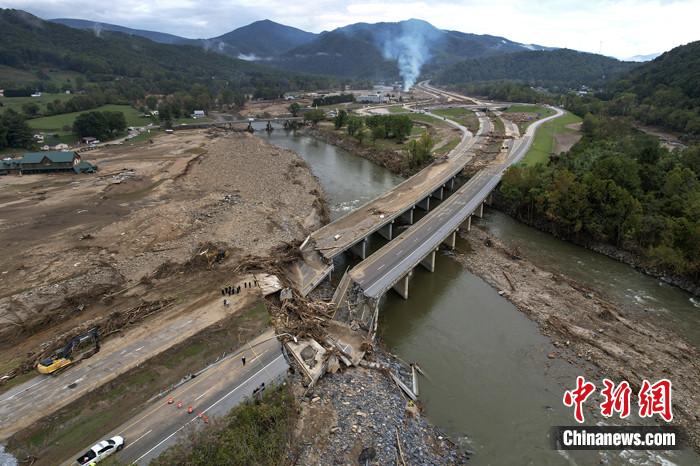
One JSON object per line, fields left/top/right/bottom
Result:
{"left": 406, "top": 132, "right": 434, "bottom": 168}
{"left": 145, "top": 96, "right": 158, "bottom": 110}
{"left": 22, "top": 102, "right": 40, "bottom": 117}
{"left": 104, "top": 111, "right": 127, "bottom": 134}
{"left": 1, "top": 110, "right": 33, "bottom": 149}
{"left": 334, "top": 110, "right": 348, "bottom": 129}
{"left": 347, "top": 116, "right": 364, "bottom": 137}
{"left": 73, "top": 111, "right": 109, "bottom": 139}
{"left": 288, "top": 102, "right": 301, "bottom": 117}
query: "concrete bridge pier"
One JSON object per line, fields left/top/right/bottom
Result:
{"left": 417, "top": 197, "right": 430, "bottom": 211}
{"left": 447, "top": 177, "right": 456, "bottom": 191}
{"left": 420, "top": 249, "right": 438, "bottom": 272}
{"left": 431, "top": 186, "right": 444, "bottom": 200}
{"left": 485, "top": 193, "right": 493, "bottom": 206}
{"left": 464, "top": 215, "right": 472, "bottom": 231}
{"left": 350, "top": 238, "right": 368, "bottom": 259}
{"left": 399, "top": 207, "right": 415, "bottom": 225}
{"left": 442, "top": 230, "right": 457, "bottom": 249}
{"left": 392, "top": 271, "right": 413, "bottom": 299}
{"left": 378, "top": 221, "right": 394, "bottom": 241}
{"left": 476, "top": 202, "right": 484, "bottom": 218}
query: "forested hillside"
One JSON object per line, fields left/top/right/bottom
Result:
{"left": 0, "top": 9, "right": 334, "bottom": 98}
{"left": 435, "top": 49, "right": 637, "bottom": 91}
{"left": 600, "top": 41, "right": 700, "bottom": 135}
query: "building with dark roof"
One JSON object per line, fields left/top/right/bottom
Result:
{"left": 0, "top": 151, "right": 97, "bottom": 175}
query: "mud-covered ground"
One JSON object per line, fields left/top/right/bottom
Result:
{"left": 0, "top": 129, "right": 325, "bottom": 383}
{"left": 456, "top": 225, "right": 700, "bottom": 453}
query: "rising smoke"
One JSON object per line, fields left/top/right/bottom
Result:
{"left": 379, "top": 20, "right": 437, "bottom": 91}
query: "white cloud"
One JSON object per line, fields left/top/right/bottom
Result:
{"left": 3, "top": 0, "right": 699, "bottom": 58}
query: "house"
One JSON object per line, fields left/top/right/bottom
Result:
{"left": 30, "top": 91, "right": 42, "bottom": 98}
{"left": 192, "top": 110, "right": 206, "bottom": 119}
{"left": 0, "top": 89, "right": 4, "bottom": 97}
{"left": 81, "top": 137, "right": 99, "bottom": 145}
{"left": 0, "top": 151, "right": 97, "bottom": 175}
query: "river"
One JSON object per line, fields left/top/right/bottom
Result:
{"left": 260, "top": 126, "right": 699, "bottom": 465}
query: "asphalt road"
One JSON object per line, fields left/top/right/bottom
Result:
{"left": 350, "top": 87, "right": 564, "bottom": 298}
{"left": 59, "top": 329, "right": 289, "bottom": 465}
{"left": 305, "top": 102, "right": 490, "bottom": 261}
{"left": 0, "top": 291, "right": 259, "bottom": 440}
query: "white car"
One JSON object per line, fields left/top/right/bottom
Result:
{"left": 76, "top": 436, "right": 124, "bottom": 465}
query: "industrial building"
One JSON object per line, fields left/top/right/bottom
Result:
{"left": 0, "top": 151, "right": 97, "bottom": 175}
{"left": 357, "top": 93, "right": 387, "bottom": 104}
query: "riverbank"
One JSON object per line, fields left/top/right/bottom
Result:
{"left": 305, "top": 126, "right": 414, "bottom": 176}
{"left": 455, "top": 224, "right": 700, "bottom": 453}
{"left": 494, "top": 198, "right": 700, "bottom": 296}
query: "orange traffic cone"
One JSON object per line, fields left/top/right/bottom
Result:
{"left": 167, "top": 397, "right": 174, "bottom": 404}
{"left": 187, "top": 406, "right": 193, "bottom": 414}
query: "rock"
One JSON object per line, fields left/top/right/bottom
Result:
{"left": 356, "top": 410, "right": 367, "bottom": 417}
{"left": 327, "top": 354, "right": 340, "bottom": 374}
{"left": 547, "top": 352, "right": 556, "bottom": 359}
{"left": 358, "top": 446, "right": 376, "bottom": 464}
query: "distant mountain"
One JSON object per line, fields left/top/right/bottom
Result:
{"left": 209, "top": 19, "right": 316, "bottom": 60}
{"left": 434, "top": 48, "right": 638, "bottom": 90}
{"left": 0, "top": 9, "right": 332, "bottom": 95}
{"left": 273, "top": 19, "right": 553, "bottom": 84}
{"left": 50, "top": 18, "right": 190, "bottom": 45}
{"left": 625, "top": 52, "right": 661, "bottom": 62}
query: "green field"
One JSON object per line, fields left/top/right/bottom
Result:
{"left": 28, "top": 104, "right": 150, "bottom": 134}
{"left": 386, "top": 105, "right": 408, "bottom": 113}
{"left": 431, "top": 107, "right": 480, "bottom": 133}
{"left": 520, "top": 111, "right": 582, "bottom": 166}
{"left": 505, "top": 104, "right": 555, "bottom": 116}
{"left": 0, "top": 93, "right": 75, "bottom": 114}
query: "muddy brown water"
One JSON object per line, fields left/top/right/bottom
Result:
{"left": 263, "top": 127, "right": 699, "bottom": 465}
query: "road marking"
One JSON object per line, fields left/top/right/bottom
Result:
{"left": 123, "top": 429, "right": 152, "bottom": 450}
{"left": 0, "top": 378, "right": 47, "bottom": 402}
{"left": 130, "top": 354, "right": 283, "bottom": 465}
{"left": 134, "top": 346, "right": 144, "bottom": 352}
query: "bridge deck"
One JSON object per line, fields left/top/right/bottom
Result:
{"left": 306, "top": 112, "right": 491, "bottom": 260}
{"left": 348, "top": 104, "right": 565, "bottom": 299}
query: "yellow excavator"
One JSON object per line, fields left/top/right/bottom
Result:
{"left": 36, "top": 327, "right": 100, "bottom": 375}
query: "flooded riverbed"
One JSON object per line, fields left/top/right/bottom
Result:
{"left": 262, "top": 127, "right": 699, "bottom": 465}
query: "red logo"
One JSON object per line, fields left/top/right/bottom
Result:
{"left": 563, "top": 376, "right": 596, "bottom": 423}
{"left": 564, "top": 378, "right": 673, "bottom": 423}
{"left": 638, "top": 379, "right": 673, "bottom": 422}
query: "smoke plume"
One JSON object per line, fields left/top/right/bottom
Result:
{"left": 379, "top": 21, "right": 435, "bottom": 91}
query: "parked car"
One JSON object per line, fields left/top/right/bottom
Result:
{"left": 76, "top": 436, "right": 124, "bottom": 465}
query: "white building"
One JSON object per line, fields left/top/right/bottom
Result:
{"left": 358, "top": 94, "right": 386, "bottom": 104}
{"left": 192, "top": 110, "right": 206, "bottom": 119}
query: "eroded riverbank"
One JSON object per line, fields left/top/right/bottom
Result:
{"left": 455, "top": 221, "right": 700, "bottom": 455}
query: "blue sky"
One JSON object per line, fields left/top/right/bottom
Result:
{"left": 3, "top": 0, "right": 698, "bottom": 59}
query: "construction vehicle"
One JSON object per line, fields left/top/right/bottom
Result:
{"left": 36, "top": 327, "right": 100, "bottom": 375}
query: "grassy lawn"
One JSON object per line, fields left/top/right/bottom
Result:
{"left": 431, "top": 107, "right": 479, "bottom": 133}
{"left": 520, "top": 111, "right": 582, "bottom": 166}
{"left": 0, "top": 93, "right": 74, "bottom": 115}
{"left": 434, "top": 137, "right": 461, "bottom": 156}
{"left": 505, "top": 104, "right": 555, "bottom": 116}
{"left": 387, "top": 105, "right": 408, "bottom": 113}
{"left": 28, "top": 105, "right": 150, "bottom": 134}
{"left": 408, "top": 112, "right": 444, "bottom": 125}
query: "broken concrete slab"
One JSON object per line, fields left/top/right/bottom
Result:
{"left": 286, "top": 338, "right": 327, "bottom": 386}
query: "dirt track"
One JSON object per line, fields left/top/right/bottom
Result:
{"left": 0, "top": 129, "right": 324, "bottom": 383}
